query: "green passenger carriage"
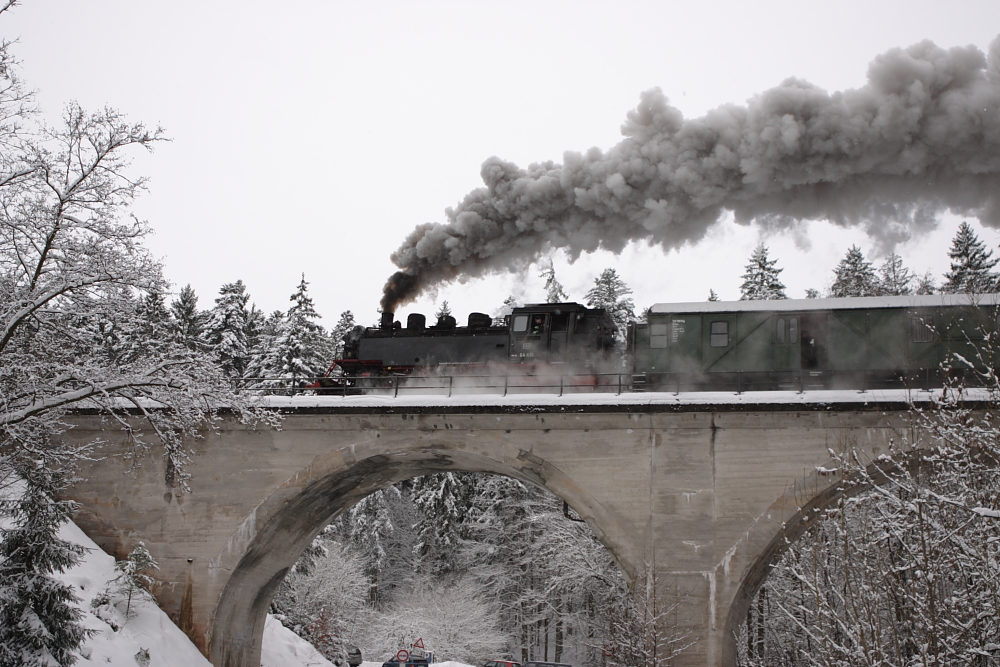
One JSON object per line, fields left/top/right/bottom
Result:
{"left": 628, "top": 294, "right": 1000, "bottom": 392}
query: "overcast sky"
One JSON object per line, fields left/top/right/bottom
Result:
{"left": 5, "top": 0, "right": 1000, "bottom": 326}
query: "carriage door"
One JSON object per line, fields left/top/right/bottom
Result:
{"left": 773, "top": 314, "right": 800, "bottom": 370}
{"left": 800, "top": 313, "right": 827, "bottom": 370}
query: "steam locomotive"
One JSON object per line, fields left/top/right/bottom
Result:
{"left": 314, "top": 294, "right": 1000, "bottom": 394}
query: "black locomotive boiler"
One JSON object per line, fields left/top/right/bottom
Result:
{"left": 322, "top": 302, "right": 617, "bottom": 387}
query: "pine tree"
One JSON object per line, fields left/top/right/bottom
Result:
{"left": 169, "top": 284, "right": 205, "bottom": 351}
{"left": 585, "top": 268, "right": 635, "bottom": 343}
{"left": 540, "top": 260, "right": 569, "bottom": 303}
{"left": 739, "top": 244, "right": 787, "bottom": 300}
{"left": 262, "top": 275, "right": 330, "bottom": 384}
{"left": 805, "top": 288, "right": 820, "bottom": 299}
{"left": 108, "top": 543, "right": 158, "bottom": 620}
{"left": 0, "top": 468, "right": 92, "bottom": 667}
{"left": 435, "top": 301, "right": 452, "bottom": 322}
{"left": 830, "top": 245, "right": 879, "bottom": 297}
{"left": 203, "top": 280, "right": 252, "bottom": 378}
{"left": 330, "top": 311, "right": 357, "bottom": 360}
{"left": 707, "top": 289, "right": 719, "bottom": 302}
{"left": 941, "top": 221, "right": 998, "bottom": 294}
{"left": 915, "top": 270, "right": 937, "bottom": 295}
{"left": 876, "top": 253, "right": 914, "bottom": 296}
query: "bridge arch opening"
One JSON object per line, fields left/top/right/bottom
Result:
{"left": 210, "top": 446, "right": 640, "bottom": 667}
{"left": 721, "top": 450, "right": 951, "bottom": 666}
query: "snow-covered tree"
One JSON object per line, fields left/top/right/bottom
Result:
{"left": 876, "top": 252, "right": 914, "bottom": 296}
{"left": 330, "top": 311, "right": 356, "bottom": 360}
{"left": 169, "top": 284, "right": 206, "bottom": 351}
{"left": 0, "top": 466, "right": 91, "bottom": 666}
{"left": 271, "top": 541, "right": 368, "bottom": 661}
{"left": 540, "top": 260, "right": 569, "bottom": 303}
{"left": 707, "top": 289, "right": 719, "bottom": 302}
{"left": 739, "top": 244, "right": 787, "bottom": 300}
{"left": 261, "top": 275, "right": 331, "bottom": 385}
{"left": 585, "top": 268, "right": 635, "bottom": 343}
{"left": 830, "top": 245, "right": 879, "bottom": 297}
{"left": 203, "top": 280, "right": 252, "bottom": 378}
{"left": 915, "top": 270, "right": 937, "bottom": 295}
{"left": 804, "top": 288, "right": 820, "bottom": 299}
{"left": 411, "top": 473, "right": 474, "bottom": 575}
{"left": 941, "top": 221, "right": 998, "bottom": 294}
{"left": 0, "top": 23, "right": 273, "bottom": 657}
{"left": 107, "top": 542, "right": 158, "bottom": 620}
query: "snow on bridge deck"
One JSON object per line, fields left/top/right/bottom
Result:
{"left": 262, "top": 387, "right": 985, "bottom": 412}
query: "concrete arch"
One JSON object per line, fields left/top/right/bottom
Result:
{"left": 720, "top": 450, "right": 926, "bottom": 666}
{"left": 209, "top": 444, "right": 639, "bottom": 667}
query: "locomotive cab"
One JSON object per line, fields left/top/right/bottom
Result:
{"left": 508, "top": 302, "right": 616, "bottom": 368}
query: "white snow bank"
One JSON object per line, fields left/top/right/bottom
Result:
{"left": 54, "top": 520, "right": 213, "bottom": 667}
{"left": 261, "top": 614, "right": 335, "bottom": 667}
{"left": 0, "top": 509, "right": 333, "bottom": 667}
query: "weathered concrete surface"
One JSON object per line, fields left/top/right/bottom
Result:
{"left": 61, "top": 401, "right": 921, "bottom": 667}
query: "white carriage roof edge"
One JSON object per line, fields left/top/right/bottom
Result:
{"left": 648, "top": 293, "right": 1000, "bottom": 315}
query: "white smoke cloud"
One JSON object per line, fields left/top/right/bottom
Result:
{"left": 382, "top": 36, "right": 1000, "bottom": 311}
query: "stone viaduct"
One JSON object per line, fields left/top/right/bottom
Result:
{"left": 61, "top": 393, "right": 934, "bottom": 667}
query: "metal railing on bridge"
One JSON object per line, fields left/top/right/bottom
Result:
{"left": 233, "top": 367, "right": 964, "bottom": 399}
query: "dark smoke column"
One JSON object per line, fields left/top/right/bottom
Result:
{"left": 382, "top": 35, "right": 1000, "bottom": 309}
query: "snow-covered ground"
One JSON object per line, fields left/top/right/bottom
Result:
{"left": 38, "top": 518, "right": 334, "bottom": 666}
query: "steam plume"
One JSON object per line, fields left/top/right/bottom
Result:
{"left": 382, "top": 36, "right": 1000, "bottom": 312}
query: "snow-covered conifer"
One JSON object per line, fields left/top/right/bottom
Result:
{"left": 203, "top": 280, "right": 252, "bottom": 378}
{"left": 829, "top": 245, "right": 879, "bottom": 297}
{"left": 585, "top": 268, "right": 635, "bottom": 343}
{"left": 941, "top": 221, "right": 998, "bottom": 293}
{"left": 0, "top": 467, "right": 91, "bottom": 666}
{"left": 107, "top": 542, "right": 159, "bottom": 620}
{"left": 707, "top": 289, "right": 719, "bottom": 302}
{"left": 262, "top": 275, "right": 331, "bottom": 385}
{"left": 876, "top": 252, "right": 913, "bottom": 296}
{"left": 169, "top": 285, "right": 206, "bottom": 351}
{"left": 330, "top": 311, "right": 356, "bottom": 359}
{"left": 540, "top": 260, "right": 569, "bottom": 303}
{"left": 804, "top": 288, "right": 820, "bottom": 299}
{"left": 915, "top": 270, "right": 937, "bottom": 295}
{"left": 739, "top": 244, "right": 787, "bottom": 300}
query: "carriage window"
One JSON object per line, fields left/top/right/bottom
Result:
{"left": 649, "top": 323, "right": 668, "bottom": 349}
{"left": 912, "top": 316, "right": 934, "bottom": 343}
{"left": 512, "top": 315, "right": 528, "bottom": 332}
{"left": 789, "top": 317, "right": 798, "bottom": 344}
{"left": 776, "top": 318, "right": 785, "bottom": 344}
{"left": 710, "top": 321, "right": 729, "bottom": 347}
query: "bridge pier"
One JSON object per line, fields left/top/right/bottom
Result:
{"left": 62, "top": 400, "right": 913, "bottom": 667}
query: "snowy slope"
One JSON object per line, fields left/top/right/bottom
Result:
{"left": 41, "top": 517, "right": 331, "bottom": 666}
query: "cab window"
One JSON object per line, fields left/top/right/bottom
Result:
{"left": 512, "top": 315, "right": 528, "bottom": 332}
{"left": 530, "top": 314, "right": 546, "bottom": 334}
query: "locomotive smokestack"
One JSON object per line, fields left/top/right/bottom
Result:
{"left": 382, "top": 34, "right": 1000, "bottom": 306}
{"left": 380, "top": 311, "right": 395, "bottom": 330}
